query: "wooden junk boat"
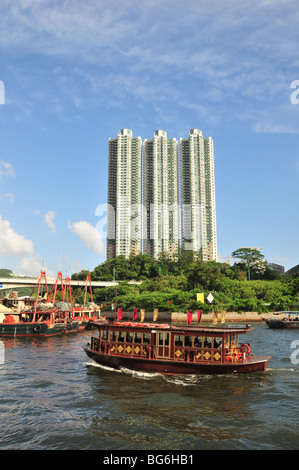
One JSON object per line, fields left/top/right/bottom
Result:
{"left": 84, "top": 319, "right": 270, "bottom": 374}
{"left": 264, "top": 312, "right": 299, "bottom": 329}
{"left": 0, "top": 272, "right": 101, "bottom": 337}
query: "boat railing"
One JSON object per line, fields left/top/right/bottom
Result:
{"left": 90, "top": 337, "right": 251, "bottom": 364}
{"left": 92, "top": 337, "right": 152, "bottom": 358}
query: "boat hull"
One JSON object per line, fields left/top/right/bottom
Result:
{"left": 265, "top": 319, "right": 299, "bottom": 329}
{"left": 83, "top": 347, "right": 270, "bottom": 375}
{"left": 0, "top": 321, "right": 81, "bottom": 337}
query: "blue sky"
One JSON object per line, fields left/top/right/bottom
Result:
{"left": 1, "top": 0, "right": 299, "bottom": 277}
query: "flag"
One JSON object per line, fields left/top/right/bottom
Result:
{"left": 187, "top": 310, "right": 192, "bottom": 325}
{"left": 197, "top": 310, "right": 202, "bottom": 323}
{"left": 117, "top": 308, "right": 122, "bottom": 321}
{"left": 221, "top": 310, "right": 225, "bottom": 323}
{"left": 133, "top": 308, "right": 138, "bottom": 321}
{"left": 153, "top": 308, "right": 158, "bottom": 322}
{"left": 140, "top": 309, "right": 145, "bottom": 322}
{"left": 213, "top": 311, "right": 218, "bottom": 325}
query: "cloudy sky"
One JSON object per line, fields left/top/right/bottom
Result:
{"left": 1, "top": 0, "right": 299, "bottom": 276}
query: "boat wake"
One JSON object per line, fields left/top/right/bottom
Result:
{"left": 84, "top": 360, "right": 215, "bottom": 385}
{"left": 84, "top": 360, "right": 161, "bottom": 379}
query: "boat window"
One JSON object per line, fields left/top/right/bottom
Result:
{"left": 159, "top": 332, "right": 169, "bottom": 346}
{"left": 224, "top": 335, "right": 238, "bottom": 348}
{"left": 101, "top": 330, "right": 108, "bottom": 340}
{"left": 203, "top": 337, "right": 212, "bottom": 348}
{"left": 175, "top": 335, "right": 183, "bottom": 346}
{"left": 135, "top": 332, "right": 142, "bottom": 343}
{"left": 214, "top": 337, "right": 222, "bottom": 348}
{"left": 184, "top": 336, "right": 192, "bottom": 347}
{"left": 194, "top": 336, "right": 202, "bottom": 347}
{"left": 230, "top": 334, "right": 238, "bottom": 347}
{"left": 143, "top": 333, "right": 150, "bottom": 344}
{"left": 110, "top": 330, "right": 117, "bottom": 341}
{"left": 126, "top": 332, "right": 133, "bottom": 342}
{"left": 118, "top": 331, "right": 125, "bottom": 342}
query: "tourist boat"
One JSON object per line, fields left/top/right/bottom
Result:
{"left": 264, "top": 312, "right": 299, "bottom": 329}
{"left": 83, "top": 320, "right": 270, "bottom": 374}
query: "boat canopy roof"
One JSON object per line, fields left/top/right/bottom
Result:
{"left": 91, "top": 320, "right": 252, "bottom": 336}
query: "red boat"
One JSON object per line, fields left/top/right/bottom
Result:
{"left": 83, "top": 320, "right": 270, "bottom": 374}
{"left": 0, "top": 272, "right": 101, "bottom": 337}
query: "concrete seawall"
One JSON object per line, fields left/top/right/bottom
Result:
{"left": 103, "top": 311, "right": 276, "bottom": 323}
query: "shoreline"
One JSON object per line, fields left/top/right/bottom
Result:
{"left": 103, "top": 311, "right": 278, "bottom": 323}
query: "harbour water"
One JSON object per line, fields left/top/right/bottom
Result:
{"left": 0, "top": 323, "right": 299, "bottom": 451}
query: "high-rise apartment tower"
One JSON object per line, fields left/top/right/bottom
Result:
{"left": 143, "top": 130, "right": 179, "bottom": 260}
{"left": 106, "top": 129, "right": 142, "bottom": 259}
{"left": 180, "top": 129, "right": 217, "bottom": 261}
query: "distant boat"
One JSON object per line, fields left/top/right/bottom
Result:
{"left": 0, "top": 271, "right": 101, "bottom": 337}
{"left": 0, "top": 301, "right": 81, "bottom": 337}
{"left": 264, "top": 312, "right": 299, "bottom": 329}
{"left": 83, "top": 320, "right": 270, "bottom": 374}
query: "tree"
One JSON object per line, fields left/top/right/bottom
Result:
{"left": 232, "top": 248, "right": 266, "bottom": 281}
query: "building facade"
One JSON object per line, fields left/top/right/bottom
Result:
{"left": 106, "top": 129, "right": 142, "bottom": 259}
{"left": 180, "top": 129, "right": 217, "bottom": 261}
{"left": 106, "top": 128, "right": 217, "bottom": 262}
{"left": 143, "top": 130, "right": 179, "bottom": 260}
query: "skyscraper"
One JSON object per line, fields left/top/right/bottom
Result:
{"left": 143, "top": 130, "right": 179, "bottom": 260}
{"left": 106, "top": 129, "right": 142, "bottom": 259}
{"left": 180, "top": 129, "right": 217, "bottom": 261}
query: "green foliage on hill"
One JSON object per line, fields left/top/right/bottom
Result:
{"left": 0, "top": 269, "right": 13, "bottom": 277}
{"left": 71, "top": 253, "right": 299, "bottom": 313}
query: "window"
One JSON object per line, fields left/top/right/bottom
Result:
{"left": 175, "top": 335, "right": 183, "bottom": 346}
{"left": 118, "top": 331, "right": 125, "bottom": 342}
{"left": 126, "top": 332, "right": 133, "bottom": 343}
{"left": 143, "top": 333, "right": 150, "bottom": 344}
{"left": 135, "top": 332, "right": 142, "bottom": 343}
{"left": 194, "top": 336, "right": 202, "bottom": 347}
{"left": 159, "top": 332, "right": 169, "bottom": 346}
{"left": 203, "top": 337, "right": 212, "bottom": 348}
{"left": 101, "top": 330, "right": 108, "bottom": 340}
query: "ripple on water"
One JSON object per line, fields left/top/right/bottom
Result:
{"left": 1, "top": 326, "right": 299, "bottom": 449}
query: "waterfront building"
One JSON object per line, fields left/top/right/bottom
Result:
{"left": 180, "top": 129, "right": 217, "bottom": 261}
{"left": 143, "top": 130, "right": 179, "bottom": 260}
{"left": 106, "top": 128, "right": 217, "bottom": 262}
{"left": 106, "top": 129, "right": 142, "bottom": 259}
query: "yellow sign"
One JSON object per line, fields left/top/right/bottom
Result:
{"left": 197, "top": 293, "right": 204, "bottom": 303}
{"left": 140, "top": 309, "right": 145, "bottom": 322}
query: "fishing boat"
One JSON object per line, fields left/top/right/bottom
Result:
{"left": 0, "top": 271, "right": 86, "bottom": 337}
{"left": 264, "top": 312, "right": 299, "bottom": 329}
{"left": 69, "top": 275, "right": 102, "bottom": 329}
{"left": 83, "top": 320, "right": 270, "bottom": 374}
{"left": 0, "top": 307, "right": 81, "bottom": 337}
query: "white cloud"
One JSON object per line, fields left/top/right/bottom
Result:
{"left": 0, "top": 160, "right": 15, "bottom": 179}
{"left": 44, "top": 211, "right": 56, "bottom": 233}
{"left": 68, "top": 220, "right": 105, "bottom": 256}
{"left": 0, "top": 193, "right": 15, "bottom": 203}
{"left": 0, "top": 215, "right": 34, "bottom": 255}
{"left": 17, "top": 255, "right": 55, "bottom": 278}
{"left": 1, "top": 0, "right": 299, "bottom": 133}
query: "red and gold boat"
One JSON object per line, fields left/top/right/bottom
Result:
{"left": 83, "top": 320, "right": 270, "bottom": 375}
